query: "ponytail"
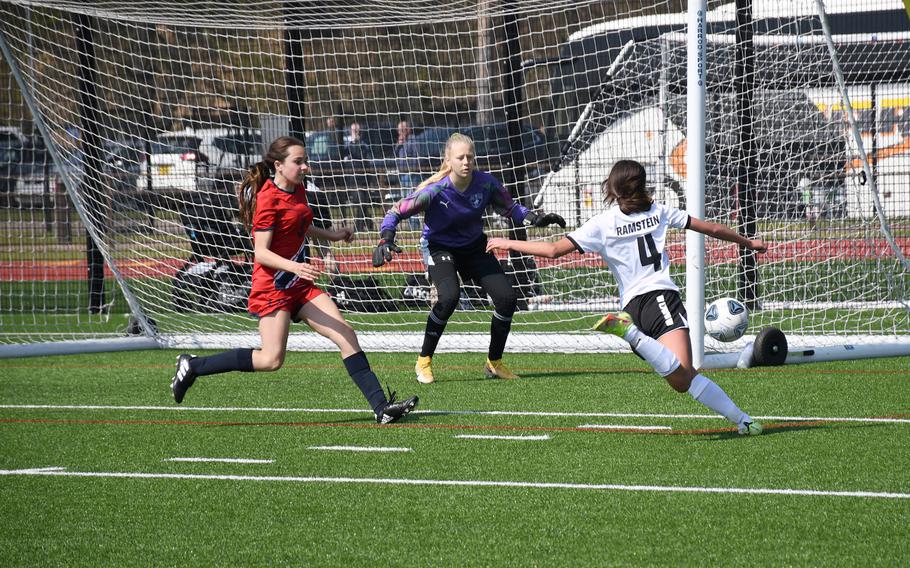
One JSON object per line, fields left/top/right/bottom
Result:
{"left": 237, "top": 161, "right": 270, "bottom": 231}
{"left": 417, "top": 163, "right": 452, "bottom": 191}
{"left": 416, "top": 131, "right": 474, "bottom": 190}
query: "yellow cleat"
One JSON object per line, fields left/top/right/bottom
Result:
{"left": 484, "top": 358, "right": 519, "bottom": 380}
{"left": 415, "top": 355, "right": 434, "bottom": 384}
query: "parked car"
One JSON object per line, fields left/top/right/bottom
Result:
{"left": 211, "top": 132, "right": 261, "bottom": 169}
{"left": 397, "top": 123, "right": 550, "bottom": 173}
{"left": 0, "top": 137, "right": 22, "bottom": 207}
{"left": 0, "top": 126, "right": 27, "bottom": 148}
{"left": 137, "top": 135, "right": 210, "bottom": 193}
{"left": 14, "top": 146, "right": 54, "bottom": 198}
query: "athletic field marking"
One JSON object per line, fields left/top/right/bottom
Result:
{"left": 579, "top": 424, "right": 672, "bottom": 431}
{"left": 454, "top": 434, "right": 551, "bottom": 441}
{"left": 308, "top": 446, "right": 410, "bottom": 453}
{"left": 163, "top": 457, "right": 273, "bottom": 464}
{"left": 1, "top": 467, "right": 907, "bottom": 500}
{"left": 2, "top": 404, "right": 908, "bottom": 424}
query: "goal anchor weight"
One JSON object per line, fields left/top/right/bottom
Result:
{"left": 732, "top": 326, "right": 787, "bottom": 369}
{"left": 704, "top": 327, "right": 910, "bottom": 370}
{"left": 751, "top": 326, "right": 788, "bottom": 366}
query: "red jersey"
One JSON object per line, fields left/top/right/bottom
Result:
{"left": 250, "top": 178, "right": 314, "bottom": 292}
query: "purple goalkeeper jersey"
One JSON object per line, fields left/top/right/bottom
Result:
{"left": 379, "top": 170, "right": 531, "bottom": 248}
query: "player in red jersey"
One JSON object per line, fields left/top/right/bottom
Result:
{"left": 170, "top": 136, "right": 417, "bottom": 424}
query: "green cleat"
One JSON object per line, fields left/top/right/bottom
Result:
{"left": 592, "top": 311, "right": 633, "bottom": 338}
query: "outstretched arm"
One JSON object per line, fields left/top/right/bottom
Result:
{"left": 308, "top": 225, "right": 354, "bottom": 243}
{"left": 688, "top": 217, "right": 767, "bottom": 252}
{"left": 486, "top": 236, "right": 576, "bottom": 259}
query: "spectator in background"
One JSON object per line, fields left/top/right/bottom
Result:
{"left": 343, "top": 121, "right": 375, "bottom": 231}
{"left": 394, "top": 120, "right": 421, "bottom": 230}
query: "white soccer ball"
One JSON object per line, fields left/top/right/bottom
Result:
{"left": 704, "top": 297, "right": 749, "bottom": 342}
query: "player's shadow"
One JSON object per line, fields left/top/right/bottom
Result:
{"left": 695, "top": 420, "right": 878, "bottom": 441}
{"left": 437, "top": 370, "right": 645, "bottom": 383}
{"left": 518, "top": 370, "right": 643, "bottom": 381}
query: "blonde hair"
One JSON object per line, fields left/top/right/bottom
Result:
{"left": 237, "top": 136, "right": 305, "bottom": 230}
{"left": 416, "top": 132, "right": 475, "bottom": 190}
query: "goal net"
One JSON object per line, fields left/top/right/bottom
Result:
{"left": 0, "top": 0, "right": 907, "bottom": 357}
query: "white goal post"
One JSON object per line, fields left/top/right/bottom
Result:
{"left": 0, "top": 0, "right": 908, "bottom": 362}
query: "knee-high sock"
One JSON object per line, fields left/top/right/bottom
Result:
{"left": 343, "top": 351, "right": 387, "bottom": 415}
{"left": 687, "top": 374, "right": 748, "bottom": 426}
{"left": 420, "top": 310, "right": 448, "bottom": 357}
{"left": 488, "top": 310, "right": 512, "bottom": 361}
{"left": 190, "top": 348, "right": 254, "bottom": 376}
{"left": 621, "top": 326, "right": 748, "bottom": 426}
{"left": 623, "top": 326, "right": 680, "bottom": 377}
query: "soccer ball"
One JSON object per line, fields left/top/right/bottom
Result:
{"left": 704, "top": 297, "right": 749, "bottom": 342}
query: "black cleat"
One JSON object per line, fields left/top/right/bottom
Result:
{"left": 376, "top": 389, "right": 418, "bottom": 424}
{"left": 171, "top": 354, "right": 197, "bottom": 404}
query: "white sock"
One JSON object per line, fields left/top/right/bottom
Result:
{"left": 624, "top": 325, "right": 680, "bottom": 377}
{"left": 688, "top": 374, "right": 748, "bottom": 426}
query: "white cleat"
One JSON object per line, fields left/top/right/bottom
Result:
{"left": 738, "top": 420, "right": 763, "bottom": 436}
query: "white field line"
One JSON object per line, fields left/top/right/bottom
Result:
{"left": 455, "top": 434, "right": 551, "bottom": 441}
{"left": 307, "top": 446, "right": 410, "bottom": 453}
{"left": 163, "top": 458, "right": 273, "bottom": 464}
{"left": 1, "top": 404, "right": 908, "bottom": 424}
{"left": 1, "top": 467, "right": 908, "bottom": 500}
{"left": 579, "top": 424, "right": 672, "bottom": 431}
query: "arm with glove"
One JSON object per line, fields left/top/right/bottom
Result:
{"left": 488, "top": 176, "right": 565, "bottom": 229}
{"left": 372, "top": 229, "right": 403, "bottom": 267}
{"left": 521, "top": 209, "right": 566, "bottom": 228}
{"left": 372, "top": 184, "right": 440, "bottom": 267}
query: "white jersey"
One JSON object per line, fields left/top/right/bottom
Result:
{"left": 567, "top": 202, "right": 690, "bottom": 308}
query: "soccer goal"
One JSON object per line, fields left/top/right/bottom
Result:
{"left": 0, "top": 0, "right": 907, "bottom": 362}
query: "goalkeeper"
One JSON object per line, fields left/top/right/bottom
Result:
{"left": 373, "top": 132, "right": 565, "bottom": 384}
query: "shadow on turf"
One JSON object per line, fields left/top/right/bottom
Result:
{"left": 432, "top": 369, "right": 646, "bottom": 383}
{"left": 692, "top": 420, "right": 881, "bottom": 441}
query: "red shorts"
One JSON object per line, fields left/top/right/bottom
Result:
{"left": 248, "top": 284, "right": 325, "bottom": 321}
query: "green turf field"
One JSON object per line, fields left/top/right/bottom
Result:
{"left": 1, "top": 350, "right": 909, "bottom": 566}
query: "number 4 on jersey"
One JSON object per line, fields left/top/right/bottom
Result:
{"left": 637, "top": 234, "right": 661, "bottom": 271}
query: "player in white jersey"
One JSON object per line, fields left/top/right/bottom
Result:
{"left": 487, "top": 160, "right": 767, "bottom": 435}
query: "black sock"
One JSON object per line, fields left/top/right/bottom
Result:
{"left": 190, "top": 348, "right": 254, "bottom": 376}
{"left": 420, "top": 310, "right": 448, "bottom": 357}
{"left": 488, "top": 311, "right": 513, "bottom": 361}
{"left": 343, "top": 351, "right": 387, "bottom": 415}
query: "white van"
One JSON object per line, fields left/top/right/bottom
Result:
{"left": 536, "top": 0, "right": 909, "bottom": 225}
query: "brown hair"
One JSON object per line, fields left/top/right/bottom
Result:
{"left": 602, "top": 159, "right": 652, "bottom": 214}
{"left": 417, "top": 132, "right": 475, "bottom": 190}
{"left": 237, "top": 136, "right": 305, "bottom": 230}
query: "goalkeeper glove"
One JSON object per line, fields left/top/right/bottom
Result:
{"left": 524, "top": 211, "right": 566, "bottom": 228}
{"left": 372, "top": 231, "right": 403, "bottom": 267}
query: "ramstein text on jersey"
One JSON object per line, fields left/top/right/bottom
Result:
{"left": 615, "top": 215, "right": 659, "bottom": 236}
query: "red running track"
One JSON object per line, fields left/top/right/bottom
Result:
{"left": 1, "top": 238, "right": 907, "bottom": 282}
